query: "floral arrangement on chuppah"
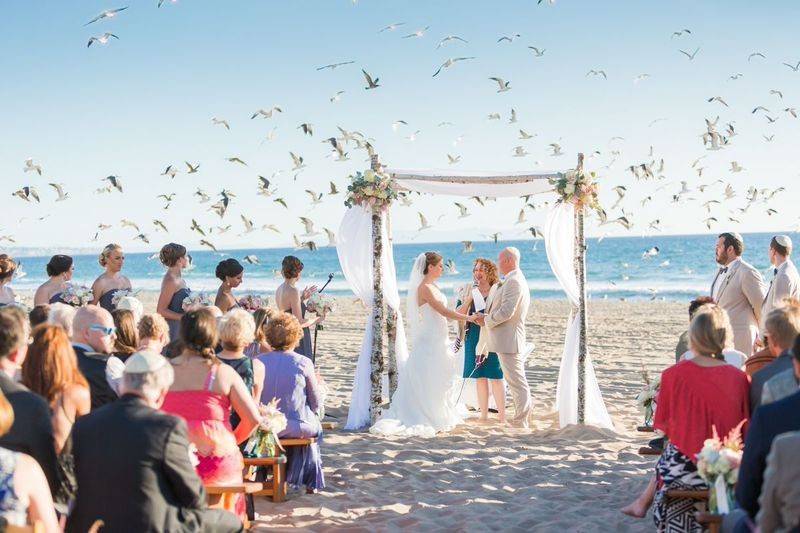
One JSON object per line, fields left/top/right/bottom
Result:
{"left": 695, "top": 421, "right": 746, "bottom": 514}
{"left": 343, "top": 168, "right": 399, "bottom": 211}
{"left": 237, "top": 294, "right": 268, "bottom": 312}
{"left": 61, "top": 283, "right": 94, "bottom": 307}
{"left": 181, "top": 290, "right": 212, "bottom": 311}
{"left": 550, "top": 169, "right": 603, "bottom": 217}
{"left": 243, "top": 398, "right": 287, "bottom": 460}
{"left": 636, "top": 367, "right": 661, "bottom": 427}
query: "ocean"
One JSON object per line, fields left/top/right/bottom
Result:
{"left": 6, "top": 232, "right": 794, "bottom": 302}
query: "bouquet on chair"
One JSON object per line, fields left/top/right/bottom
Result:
{"left": 243, "top": 398, "right": 287, "bottom": 459}
{"left": 695, "top": 421, "right": 745, "bottom": 514}
{"left": 635, "top": 368, "right": 660, "bottom": 427}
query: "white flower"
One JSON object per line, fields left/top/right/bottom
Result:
{"left": 363, "top": 169, "right": 376, "bottom": 183}
{"left": 564, "top": 182, "right": 576, "bottom": 195}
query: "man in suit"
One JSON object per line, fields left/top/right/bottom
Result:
{"left": 761, "top": 366, "right": 798, "bottom": 405}
{"left": 711, "top": 232, "right": 767, "bottom": 355}
{"left": 760, "top": 235, "right": 800, "bottom": 341}
{"left": 67, "top": 351, "right": 242, "bottom": 533}
{"left": 476, "top": 247, "right": 532, "bottom": 428}
{"left": 72, "top": 305, "right": 118, "bottom": 409}
{"left": 0, "top": 307, "right": 59, "bottom": 497}
{"left": 756, "top": 431, "right": 800, "bottom": 532}
{"left": 750, "top": 304, "right": 800, "bottom": 412}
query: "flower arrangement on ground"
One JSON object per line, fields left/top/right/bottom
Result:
{"left": 238, "top": 294, "right": 268, "bottom": 312}
{"left": 243, "top": 398, "right": 287, "bottom": 460}
{"left": 695, "top": 421, "right": 745, "bottom": 514}
{"left": 61, "top": 283, "right": 94, "bottom": 307}
{"left": 181, "top": 290, "right": 211, "bottom": 312}
{"left": 636, "top": 368, "right": 660, "bottom": 426}
{"left": 344, "top": 168, "right": 398, "bottom": 211}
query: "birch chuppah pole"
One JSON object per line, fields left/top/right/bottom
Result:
{"left": 369, "top": 154, "right": 386, "bottom": 424}
{"left": 573, "top": 153, "right": 588, "bottom": 425}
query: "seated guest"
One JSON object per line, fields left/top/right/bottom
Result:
{"left": 72, "top": 306, "right": 118, "bottom": 410}
{"left": 244, "top": 307, "right": 274, "bottom": 358}
{"left": 258, "top": 312, "right": 325, "bottom": 492}
{"left": 675, "top": 296, "right": 714, "bottom": 361}
{"left": 750, "top": 302, "right": 800, "bottom": 412}
{"left": 110, "top": 309, "right": 139, "bottom": 363}
{"left": 0, "top": 389, "right": 59, "bottom": 532}
{"left": 761, "top": 363, "right": 799, "bottom": 406}
{"left": 756, "top": 431, "right": 800, "bottom": 532}
{"left": 28, "top": 304, "right": 50, "bottom": 329}
{"left": 218, "top": 309, "right": 266, "bottom": 421}
{"left": 137, "top": 313, "right": 170, "bottom": 354}
{"left": 215, "top": 259, "right": 244, "bottom": 313}
{"left": 90, "top": 243, "right": 132, "bottom": 313}
{"left": 21, "top": 325, "right": 90, "bottom": 511}
{"left": 0, "top": 308, "right": 59, "bottom": 498}
{"left": 67, "top": 351, "right": 243, "bottom": 533}
{"left": 161, "top": 309, "right": 260, "bottom": 520}
{"left": 47, "top": 303, "right": 76, "bottom": 339}
{"left": 0, "top": 254, "right": 18, "bottom": 306}
{"left": 33, "top": 255, "right": 74, "bottom": 306}
{"left": 734, "top": 339, "right": 800, "bottom": 523}
{"left": 678, "top": 300, "right": 748, "bottom": 368}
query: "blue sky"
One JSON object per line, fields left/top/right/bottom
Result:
{"left": 2, "top": 0, "right": 799, "bottom": 252}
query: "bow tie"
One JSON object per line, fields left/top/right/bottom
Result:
{"left": 719, "top": 267, "right": 728, "bottom": 274}
{"left": 774, "top": 268, "right": 779, "bottom": 275}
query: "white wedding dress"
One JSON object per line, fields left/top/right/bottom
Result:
{"left": 370, "top": 285, "right": 464, "bottom": 438}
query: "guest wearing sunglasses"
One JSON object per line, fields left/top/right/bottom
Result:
{"left": 72, "top": 307, "right": 118, "bottom": 410}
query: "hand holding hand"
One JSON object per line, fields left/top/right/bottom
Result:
{"left": 474, "top": 313, "right": 486, "bottom": 327}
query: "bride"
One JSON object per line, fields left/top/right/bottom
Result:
{"left": 370, "top": 252, "right": 474, "bottom": 437}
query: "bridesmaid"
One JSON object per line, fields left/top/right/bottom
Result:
{"left": 214, "top": 259, "right": 244, "bottom": 313}
{"left": 33, "top": 255, "right": 74, "bottom": 306}
{"left": 156, "top": 243, "right": 191, "bottom": 342}
{"left": 274, "top": 256, "right": 322, "bottom": 363}
{"left": 90, "top": 244, "right": 132, "bottom": 313}
{"left": 0, "top": 255, "right": 17, "bottom": 306}
{"left": 456, "top": 258, "right": 506, "bottom": 424}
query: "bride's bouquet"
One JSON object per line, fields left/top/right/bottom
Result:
{"left": 635, "top": 367, "right": 660, "bottom": 426}
{"left": 111, "top": 288, "right": 140, "bottom": 308}
{"left": 62, "top": 283, "right": 94, "bottom": 307}
{"left": 307, "top": 292, "right": 336, "bottom": 316}
{"left": 696, "top": 421, "right": 745, "bottom": 514}
{"left": 243, "top": 398, "right": 287, "bottom": 460}
{"left": 238, "top": 294, "right": 268, "bottom": 312}
{"left": 181, "top": 290, "right": 211, "bottom": 311}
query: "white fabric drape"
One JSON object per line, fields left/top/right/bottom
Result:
{"left": 545, "top": 202, "right": 613, "bottom": 430}
{"left": 387, "top": 169, "right": 556, "bottom": 198}
{"left": 337, "top": 205, "right": 409, "bottom": 430}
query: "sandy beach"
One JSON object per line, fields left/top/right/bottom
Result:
{"left": 96, "top": 294, "right": 683, "bottom": 530}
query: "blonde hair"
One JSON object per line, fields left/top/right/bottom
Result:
{"left": 765, "top": 302, "right": 800, "bottom": 350}
{"left": 138, "top": 314, "right": 169, "bottom": 342}
{"left": 218, "top": 308, "right": 256, "bottom": 350}
{"left": 689, "top": 304, "right": 732, "bottom": 358}
{"left": 48, "top": 303, "right": 77, "bottom": 339}
{"left": 264, "top": 312, "right": 303, "bottom": 351}
{"left": 99, "top": 243, "right": 122, "bottom": 268}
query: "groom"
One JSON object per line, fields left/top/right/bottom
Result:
{"left": 475, "top": 247, "right": 533, "bottom": 428}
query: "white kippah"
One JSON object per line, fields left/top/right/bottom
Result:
{"left": 775, "top": 235, "right": 792, "bottom": 248}
{"left": 729, "top": 232, "right": 744, "bottom": 244}
{"left": 124, "top": 351, "right": 168, "bottom": 374}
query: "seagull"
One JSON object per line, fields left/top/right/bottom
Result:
{"left": 120, "top": 219, "right": 140, "bottom": 232}
{"left": 586, "top": 69, "right": 607, "bottom": 79}
{"left": 226, "top": 156, "right": 247, "bottom": 166}
{"left": 748, "top": 52, "right": 766, "bottom": 62}
{"left": 134, "top": 233, "right": 150, "bottom": 244}
{"left": 243, "top": 255, "right": 260, "bottom": 265}
{"left": 316, "top": 60, "right": 355, "bottom": 71}
{"left": 770, "top": 89, "right": 784, "bottom": 99}
{"left": 703, "top": 217, "right": 718, "bottom": 230}
{"left": 324, "top": 228, "right": 336, "bottom": 246}
{"left": 519, "top": 129, "right": 535, "bottom": 140}
{"left": 487, "top": 113, "right": 501, "bottom": 120}
{"left": 633, "top": 74, "right": 650, "bottom": 84}
{"left": 436, "top": 35, "right": 468, "bottom": 49}
{"left": 509, "top": 108, "right": 518, "bottom": 123}
{"left": 548, "top": 143, "right": 563, "bottom": 156}
{"left": 273, "top": 198, "right": 288, "bottom": 209}
{"left": 497, "top": 34, "right": 521, "bottom": 43}
{"left": 489, "top": 77, "right": 511, "bottom": 92}
{"left": 103, "top": 175, "right": 123, "bottom": 193}
{"left": 729, "top": 73, "right": 743, "bottom": 80}
{"left": 298, "top": 123, "right": 313, "bottom": 136}
{"left": 84, "top": 7, "right": 128, "bottom": 26}
{"left": 200, "top": 239, "right": 218, "bottom": 252}
{"left": 262, "top": 224, "right": 280, "bottom": 234}
{"left": 23, "top": 158, "right": 43, "bottom": 175}
{"left": 250, "top": 106, "right": 282, "bottom": 119}
{"left": 513, "top": 146, "right": 529, "bottom": 157}
{"left": 671, "top": 28, "right": 692, "bottom": 38}
{"left": 782, "top": 61, "right": 800, "bottom": 72}
{"left": 185, "top": 161, "right": 200, "bottom": 173}
{"left": 447, "top": 154, "right": 461, "bottom": 165}
{"left": 679, "top": 47, "right": 700, "bottom": 60}
{"left": 708, "top": 96, "right": 729, "bottom": 107}
{"left": 642, "top": 246, "right": 660, "bottom": 259}
{"left": 290, "top": 152, "right": 305, "bottom": 170}
{"left": 161, "top": 165, "right": 179, "bottom": 178}
{"left": 13, "top": 187, "right": 40, "bottom": 203}
{"left": 763, "top": 134, "right": 775, "bottom": 142}
{"left": 240, "top": 214, "right": 255, "bottom": 234}
{"left": 454, "top": 202, "right": 470, "bottom": 218}
{"left": 487, "top": 232, "right": 501, "bottom": 243}
{"left": 49, "top": 183, "right": 69, "bottom": 201}
{"left": 195, "top": 189, "right": 210, "bottom": 203}
{"left": 329, "top": 181, "right": 339, "bottom": 195}
{"left": 211, "top": 117, "right": 230, "bottom": 130}
{"left": 462, "top": 241, "right": 474, "bottom": 253}
{"left": 730, "top": 161, "right": 744, "bottom": 173}
{"left": 299, "top": 217, "right": 319, "bottom": 236}
{"left": 362, "top": 69, "right": 380, "bottom": 89}
{"left": 516, "top": 208, "right": 527, "bottom": 224}
{"left": 445, "top": 259, "right": 459, "bottom": 275}
{"left": 87, "top": 33, "right": 119, "bottom": 47}
{"left": 528, "top": 46, "right": 545, "bottom": 57}
{"left": 305, "top": 190, "right": 323, "bottom": 204}
{"left": 215, "top": 225, "right": 232, "bottom": 234}
{"left": 329, "top": 91, "right": 345, "bottom": 103}
{"left": 417, "top": 212, "right": 431, "bottom": 231}
{"left": 784, "top": 107, "right": 798, "bottom": 118}
{"left": 432, "top": 56, "right": 475, "bottom": 77}
{"left": 158, "top": 0, "right": 178, "bottom": 7}
{"left": 292, "top": 234, "right": 317, "bottom": 251}
{"left": 402, "top": 26, "right": 430, "bottom": 39}
{"left": 528, "top": 226, "right": 544, "bottom": 239}
{"left": 378, "top": 22, "right": 406, "bottom": 33}
{"left": 153, "top": 219, "right": 169, "bottom": 232}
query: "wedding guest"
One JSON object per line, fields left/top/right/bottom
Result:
{"left": 0, "top": 254, "right": 17, "bottom": 306}
{"left": 710, "top": 232, "right": 767, "bottom": 355}
{"left": 756, "top": 431, "right": 800, "bottom": 532}
{"left": 0, "top": 389, "right": 60, "bottom": 532}
{"left": 33, "top": 255, "right": 74, "bottom": 306}
{"left": 21, "top": 325, "right": 90, "bottom": 511}
{"left": 257, "top": 312, "right": 325, "bottom": 492}
{"left": 137, "top": 313, "right": 170, "bottom": 354}
{"left": 749, "top": 302, "right": 800, "bottom": 412}
{"left": 456, "top": 258, "right": 505, "bottom": 423}
{"left": 116, "top": 295, "right": 144, "bottom": 325}
{"left": 28, "top": 305, "right": 50, "bottom": 329}
{"left": 761, "top": 358, "right": 799, "bottom": 406}
{"left": 104, "top": 309, "right": 140, "bottom": 394}
{"left": 760, "top": 235, "right": 800, "bottom": 344}
{"left": 47, "top": 303, "right": 77, "bottom": 339}
{"left": 679, "top": 304, "right": 747, "bottom": 368}
{"left": 275, "top": 256, "right": 322, "bottom": 362}
{"left": 156, "top": 243, "right": 191, "bottom": 342}
{"left": 161, "top": 308, "right": 260, "bottom": 519}
{"left": 67, "top": 351, "right": 243, "bottom": 533}
{"left": 674, "top": 296, "right": 714, "bottom": 361}
{"left": 218, "top": 310, "right": 266, "bottom": 421}
{"left": 72, "top": 305, "right": 118, "bottom": 410}
{"left": 0, "top": 307, "right": 59, "bottom": 497}
{"left": 90, "top": 243, "right": 132, "bottom": 313}
{"left": 244, "top": 308, "right": 274, "bottom": 358}
{"left": 215, "top": 259, "right": 244, "bottom": 313}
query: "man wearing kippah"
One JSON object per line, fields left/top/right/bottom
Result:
{"left": 761, "top": 235, "right": 800, "bottom": 339}
{"left": 711, "top": 232, "right": 767, "bottom": 355}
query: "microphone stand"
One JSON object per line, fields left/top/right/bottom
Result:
{"left": 312, "top": 273, "right": 334, "bottom": 359}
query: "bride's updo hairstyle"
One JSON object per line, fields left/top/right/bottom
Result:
{"left": 180, "top": 308, "right": 220, "bottom": 364}
{"left": 423, "top": 252, "right": 442, "bottom": 274}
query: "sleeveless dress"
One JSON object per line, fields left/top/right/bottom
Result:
{"left": 0, "top": 447, "right": 27, "bottom": 526}
{"left": 370, "top": 289, "right": 464, "bottom": 438}
{"left": 284, "top": 301, "right": 313, "bottom": 363}
{"left": 97, "top": 289, "right": 123, "bottom": 313}
{"left": 219, "top": 357, "right": 254, "bottom": 428}
{"left": 53, "top": 396, "right": 77, "bottom": 514}
{"left": 161, "top": 365, "right": 245, "bottom": 518}
{"left": 49, "top": 292, "right": 74, "bottom": 306}
{"left": 166, "top": 287, "right": 191, "bottom": 342}
{"left": 458, "top": 300, "right": 504, "bottom": 380}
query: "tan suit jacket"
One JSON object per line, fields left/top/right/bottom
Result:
{"left": 757, "top": 431, "right": 800, "bottom": 533}
{"left": 484, "top": 270, "right": 530, "bottom": 354}
{"left": 713, "top": 258, "right": 766, "bottom": 355}
{"left": 761, "top": 259, "right": 800, "bottom": 334}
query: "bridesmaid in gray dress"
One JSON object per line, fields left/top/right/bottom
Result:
{"left": 155, "top": 243, "right": 191, "bottom": 342}
{"left": 274, "top": 256, "right": 322, "bottom": 363}
{"left": 90, "top": 244, "right": 132, "bottom": 313}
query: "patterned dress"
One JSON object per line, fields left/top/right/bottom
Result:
{"left": 0, "top": 447, "right": 27, "bottom": 526}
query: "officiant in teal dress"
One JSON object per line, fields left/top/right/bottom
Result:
{"left": 456, "top": 258, "right": 505, "bottom": 423}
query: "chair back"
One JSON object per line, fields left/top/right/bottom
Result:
{"left": 744, "top": 349, "right": 776, "bottom": 377}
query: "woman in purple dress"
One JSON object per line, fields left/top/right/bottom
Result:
{"left": 257, "top": 312, "right": 324, "bottom": 492}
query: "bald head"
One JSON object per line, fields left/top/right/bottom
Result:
{"left": 73, "top": 305, "right": 115, "bottom": 354}
{"left": 498, "top": 246, "right": 521, "bottom": 275}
